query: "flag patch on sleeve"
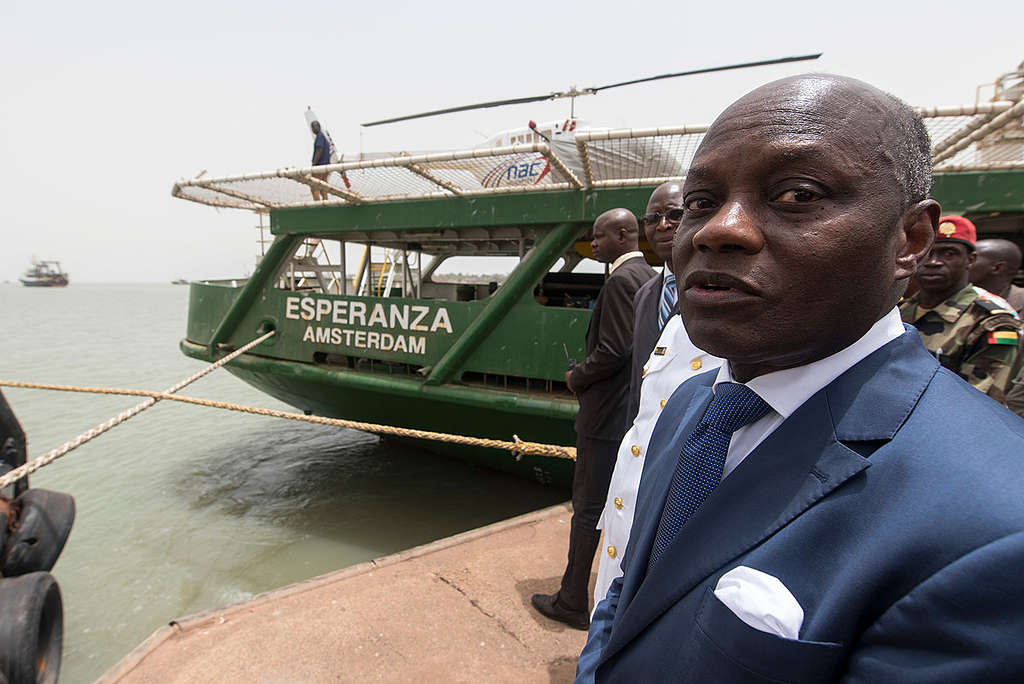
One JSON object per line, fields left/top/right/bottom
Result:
{"left": 986, "top": 330, "right": 1019, "bottom": 345}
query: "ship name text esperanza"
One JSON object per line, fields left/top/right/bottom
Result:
{"left": 284, "top": 296, "right": 454, "bottom": 354}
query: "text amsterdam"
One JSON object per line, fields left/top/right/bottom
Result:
{"left": 284, "top": 296, "right": 454, "bottom": 355}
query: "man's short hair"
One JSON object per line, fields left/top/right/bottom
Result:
{"left": 879, "top": 90, "right": 933, "bottom": 208}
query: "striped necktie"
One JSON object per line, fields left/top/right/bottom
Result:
{"left": 659, "top": 272, "right": 677, "bottom": 329}
{"left": 648, "top": 382, "right": 772, "bottom": 571}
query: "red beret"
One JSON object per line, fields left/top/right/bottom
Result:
{"left": 936, "top": 215, "right": 976, "bottom": 250}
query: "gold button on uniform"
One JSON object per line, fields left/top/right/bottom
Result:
{"left": 631, "top": 445, "right": 641, "bottom": 457}
{"left": 642, "top": 367, "right": 648, "bottom": 376}
{"left": 607, "top": 545, "right": 617, "bottom": 558}
{"left": 614, "top": 497, "right": 623, "bottom": 510}
{"left": 660, "top": 399, "right": 666, "bottom": 409}
{"left": 690, "top": 358, "right": 703, "bottom": 370}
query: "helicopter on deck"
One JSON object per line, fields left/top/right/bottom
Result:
{"left": 307, "top": 54, "right": 823, "bottom": 190}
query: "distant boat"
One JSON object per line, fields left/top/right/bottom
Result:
{"left": 171, "top": 278, "right": 190, "bottom": 285}
{"left": 19, "top": 260, "right": 68, "bottom": 287}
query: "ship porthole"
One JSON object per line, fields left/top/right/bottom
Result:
{"left": 256, "top": 319, "right": 278, "bottom": 346}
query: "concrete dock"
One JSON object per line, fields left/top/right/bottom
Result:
{"left": 100, "top": 503, "right": 590, "bottom": 683}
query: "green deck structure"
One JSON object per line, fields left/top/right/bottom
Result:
{"left": 180, "top": 187, "right": 664, "bottom": 488}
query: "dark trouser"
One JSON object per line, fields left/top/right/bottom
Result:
{"left": 557, "top": 433, "right": 619, "bottom": 614}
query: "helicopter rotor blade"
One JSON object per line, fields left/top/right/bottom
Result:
{"left": 361, "top": 53, "right": 822, "bottom": 127}
{"left": 591, "top": 53, "right": 822, "bottom": 92}
{"left": 362, "top": 93, "right": 559, "bottom": 127}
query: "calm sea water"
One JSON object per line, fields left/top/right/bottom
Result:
{"left": 0, "top": 283, "right": 566, "bottom": 683}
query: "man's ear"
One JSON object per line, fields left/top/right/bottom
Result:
{"left": 967, "top": 251, "right": 978, "bottom": 267}
{"left": 895, "top": 200, "right": 940, "bottom": 280}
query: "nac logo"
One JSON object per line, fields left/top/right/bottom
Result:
{"left": 482, "top": 153, "right": 551, "bottom": 188}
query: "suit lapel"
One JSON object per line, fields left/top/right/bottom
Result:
{"left": 600, "top": 330, "right": 938, "bottom": 663}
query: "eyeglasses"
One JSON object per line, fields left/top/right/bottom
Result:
{"left": 641, "top": 208, "right": 685, "bottom": 227}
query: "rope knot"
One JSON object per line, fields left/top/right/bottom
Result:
{"left": 512, "top": 434, "right": 527, "bottom": 461}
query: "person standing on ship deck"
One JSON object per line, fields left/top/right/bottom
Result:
{"left": 309, "top": 120, "right": 330, "bottom": 201}
{"left": 592, "top": 182, "right": 723, "bottom": 606}
{"left": 531, "top": 209, "right": 654, "bottom": 630}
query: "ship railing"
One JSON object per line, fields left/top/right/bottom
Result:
{"left": 173, "top": 142, "right": 583, "bottom": 212}
{"left": 172, "top": 98, "right": 1024, "bottom": 213}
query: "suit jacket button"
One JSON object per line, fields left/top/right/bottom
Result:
{"left": 660, "top": 399, "right": 666, "bottom": 409}
{"left": 607, "top": 545, "right": 617, "bottom": 558}
{"left": 631, "top": 445, "right": 641, "bottom": 457}
{"left": 614, "top": 497, "right": 623, "bottom": 509}
{"left": 690, "top": 358, "right": 703, "bottom": 370}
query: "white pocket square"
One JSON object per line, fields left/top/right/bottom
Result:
{"left": 713, "top": 566, "right": 804, "bottom": 640}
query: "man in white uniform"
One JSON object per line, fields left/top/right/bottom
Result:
{"left": 593, "top": 305, "right": 722, "bottom": 605}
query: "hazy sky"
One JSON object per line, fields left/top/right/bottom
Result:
{"left": 2, "top": 0, "right": 1021, "bottom": 282}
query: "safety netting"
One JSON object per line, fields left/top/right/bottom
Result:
{"left": 173, "top": 98, "right": 1024, "bottom": 212}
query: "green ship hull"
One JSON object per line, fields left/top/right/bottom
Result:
{"left": 177, "top": 190, "right": 658, "bottom": 489}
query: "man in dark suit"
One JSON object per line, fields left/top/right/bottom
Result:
{"left": 576, "top": 74, "right": 1024, "bottom": 682}
{"left": 628, "top": 181, "right": 685, "bottom": 422}
{"left": 532, "top": 208, "right": 655, "bottom": 630}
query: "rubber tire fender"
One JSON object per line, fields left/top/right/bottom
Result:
{"left": 2, "top": 489, "right": 75, "bottom": 577}
{"left": 0, "top": 571, "right": 63, "bottom": 684}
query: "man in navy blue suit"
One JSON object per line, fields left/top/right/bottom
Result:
{"left": 576, "top": 74, "right": 1024, "bottom": 682}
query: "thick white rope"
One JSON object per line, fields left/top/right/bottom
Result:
{"left": 0, "top": 332, "right": 274, "bottom": 490}
{"left": 0, "top": 385, "right": 577, "bottom": 463}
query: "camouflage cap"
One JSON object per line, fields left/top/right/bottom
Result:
{"left": 936, "top": 215, "right": 977, "bottom": 251}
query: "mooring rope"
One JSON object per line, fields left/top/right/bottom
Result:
{"left": 0, "top": 340, "right": 576, "bottom": 486}
{"left": 0, "top": 331, "right": 276, "bottom": 489}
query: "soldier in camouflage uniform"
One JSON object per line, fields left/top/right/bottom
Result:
{"left": 970, "top": 238, "right": 1024, "bottom": 316}
{"left": 901, "top": 215, "right": 1021, "bottom": 404}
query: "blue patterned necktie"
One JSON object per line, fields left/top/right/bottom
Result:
{"left": 659, "top": 272, "right": 677, "bottom": 329}
{"left": 648, "top": 382, "right": 772, "bottom": 571}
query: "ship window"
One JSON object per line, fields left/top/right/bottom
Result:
{"left": 431, "top": 256, "right": 517, "bottom": 283}
{"left": 419, "top": 256, "right": 516, "bottom": 302}
{"left": 533, "top": 272, "right": 605, "bottom": 309}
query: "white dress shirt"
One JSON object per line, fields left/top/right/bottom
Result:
{"left": 593, "top": 315, "right": 722, "bottom": 605}
{"left": 714, "top": 307, "right": 906, "bottom": 478}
